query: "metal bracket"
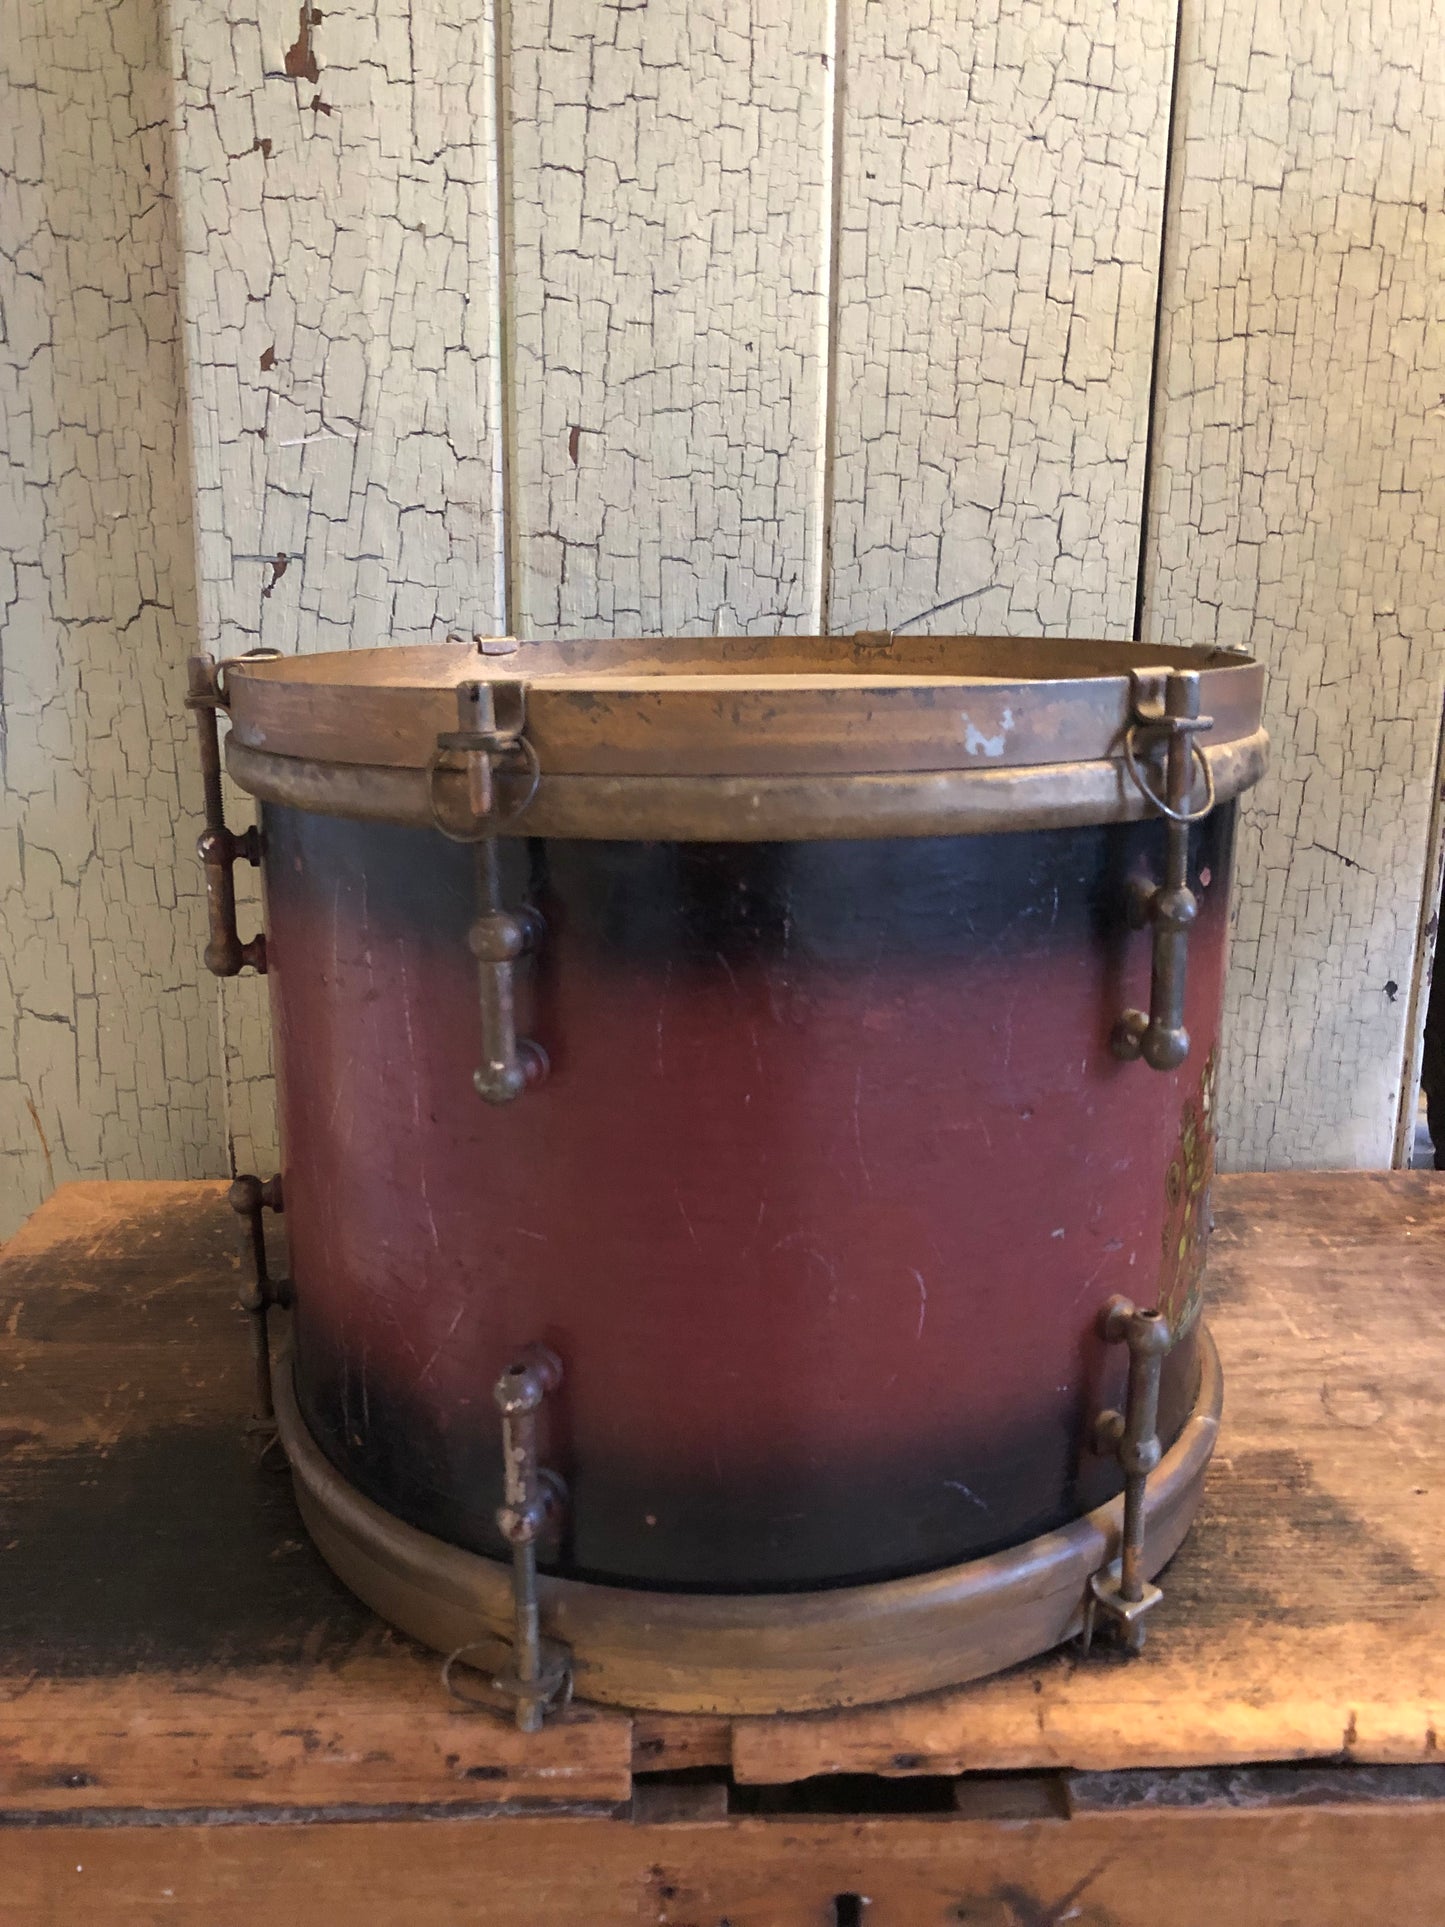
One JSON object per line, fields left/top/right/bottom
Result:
{"left": 491, "top": 1346, "right": 571, "bottom": 1732}
{"left": 185, "top": 653, "right": 275, "bottom": 977}
{"left": 1082, "top": 1295, "right": 1171, "bottom": 1655}
{"left": 425, "top": 671, "right": 548, "bottom": 1104}
{"left": 229, "top": 1173, "right": 292, "bottom": 1427}
{"left": 428, "top": 678, "right": 539, "bottom": 841}
{"left": 1112, "top": 668, "right": 1216, "bottom": 1072}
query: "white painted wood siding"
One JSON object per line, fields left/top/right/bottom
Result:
{"left": 6, "top": 0, "right": 1445, "bottom": 1228}
{"left": 173, "top": 0, "right": 509, "bottom": 658}
{"left": 0, "top": 0, "right": 223, "bottom": 1239}
{"left": 1142, "top": 0, "right": 1445, "bottom": 1168}
{"left": 828, "top": 0, "right": 1176, "bottom": 637}
{"left": 506, "top": 0, "right": 834, "bottom": 636}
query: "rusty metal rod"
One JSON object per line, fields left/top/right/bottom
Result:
{"left": 230, "top": 1173, "right": 287, "bottom": 1423}
{"left": 493, "top": 1347, "right": 565, "bottom": 1732}
{"left": 186, "top": 655, "right": 267, "bottom": 978}
{"left": 1087, "top": 1295, "right": 1172, "bottom": 1653}
{"left": 469, "top": 840, "right": 547, "bottom": 1104}
{"left": 1107, "top": 1302, "right": 1169, "bottom": 1605}
{"left": 1114, "top": 670, "right": 1213, "bottom": 1072}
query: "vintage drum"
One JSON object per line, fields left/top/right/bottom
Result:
{"left": 187, "top": 634, "right": 1266, "bottom": 1720}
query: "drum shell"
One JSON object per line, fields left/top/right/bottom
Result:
{"left": 263, "top": 806, "right": 1234, "bottom": 1591}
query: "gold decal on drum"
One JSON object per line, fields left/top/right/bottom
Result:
{"left": 1158, "top": 1047, "right": 1216, "bottom": 1340}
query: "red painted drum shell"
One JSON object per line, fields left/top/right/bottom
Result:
{"left": 261, "top": 805, "right": 1238, "bottom": 1592}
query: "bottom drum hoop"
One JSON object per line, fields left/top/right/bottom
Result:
{"left": 272, "top": 1331, "right": 1222, "bottom": 1717}
{"left": 228, "top": 730, "right": 1268, "bottom": 841}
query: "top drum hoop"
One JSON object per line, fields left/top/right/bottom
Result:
{"left": 218, "top": 634, "right": 1267, "bottom": 841}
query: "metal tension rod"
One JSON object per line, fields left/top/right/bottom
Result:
{"left": 1113, "top": 668, "right": 1216, "bottom": 1072}
{"left": 428, "top": 674, "right": 548, "bottom": 1104}
{"left": 185, "top": 653, "right": 268, "bottom": 978}
{"left": 229, "top": 1173, "right": 292, "bottom": 1425}
{"left": 1083, "top": 1295, "right": 1172, "bottom": 1654}
{"left": 470, "top": 839, "right": 548, "bottom": 1103}
{"left": 492, "top": 1346, "right": 570, "bottom": 1731}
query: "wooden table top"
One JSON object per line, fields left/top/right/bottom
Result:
{"left": 2, "top": 1171, "right": 1443, "bottom": 1819}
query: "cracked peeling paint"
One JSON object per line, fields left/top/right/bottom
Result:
{"left": 170, "top": 0, "right": 517, "bottom": 1173}
{"left": 0, "top": 0, "right": 225, "bottom": 1238}
{"left": 507, "top": 0, "right": 834, "bottom": 638}
{"left": 7, "top": 0, "right": 1443, "bottom": 1209}
{"left": 826, "top": 0, "right": 1176, "bottom": 637}
{"left": 171, "top": 0, "right": 509, "bottom": 664}
{"left": 1141, "top": 0, "right": 1445, "bottom": 1170}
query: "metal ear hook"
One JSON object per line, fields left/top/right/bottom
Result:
{"left": 427, "top": 678, "right": 540, "bottom": 842}
{"left": 441, "top": 1641, "right": 574, "bottom": 1718}
{"left": 213, "top": 646, "right": 284, "bottom": 703}
{"left": 1122, "top": 725, "right": 1216, "bottom": 825}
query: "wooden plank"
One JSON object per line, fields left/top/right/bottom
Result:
{"left": 170, "top": 0, "right": 508, "bottom": 660}
{"left": 1141, "top": 0, "right": 1445, "bottom": 1168}
{"left": 734, "top": 1171, "right": 1445, "bottom": 1781}
{"left": 505, "top": 0, "right": 832, "bottom": 637}
{"left": 6, "top": 1174, "right": 1445, "bottom": 1804}
{"left": 0, "top": 1668, "right": 630, "bottom": 1814}
{"left": 5, "top": 1805, "right": 1445, "bottom": 1926}
{"left": 0, "top": 1183, "right": 633, "bottom": 1810}
{"left": 0, "top": 0, "right": 224, "bottom": 1245}
{"left": 827, "top": 0, "right": 1176, "bottom": 637}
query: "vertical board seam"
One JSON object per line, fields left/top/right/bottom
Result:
{"left": 816, "top": 0, "right": 847, "bottom": 637}
{"left": 489, "top": 0, "right": 521, "bottom": 635}
{"left": 1132, "top": 0, "right": 1188, "bottom": 644}
{"left": 1392, "top": 695, "right": 1445, "bottom": 1165}
{"left": 217, "top": 978, "right": 238, "bottom": 1179}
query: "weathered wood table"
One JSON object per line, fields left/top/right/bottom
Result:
{"left": 2, "top": 1173, "right": 1444, "bottom": 1923}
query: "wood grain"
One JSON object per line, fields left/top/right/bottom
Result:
{"left": 4, "top": 1173, "right": 1445, "bottom": 1808}
{"left": 0, "top": 1667, "right": 631, "bottom": 1814}
{"left": 5, "top": 1805, "right": 1445, "bottom": 1926}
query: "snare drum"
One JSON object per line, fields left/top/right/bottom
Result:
{"left": 190, "top": 635, "right": 1266, "bottom": 1716}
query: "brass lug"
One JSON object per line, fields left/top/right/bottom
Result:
{"left": 491, "top": 1345, "right": 571, "bottom": 1732}
{"left": 1082, "top": 1295, "right": 1171, "bottom": 1656}
{"left": 229, "top": 1172, "right": 292, "bottom": 1427}
{"left": 186, "top": 653, "right": 271, "bottom": 979}
{"left": 1112, "top": 669, "right": 1216, "bottom": 1073}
